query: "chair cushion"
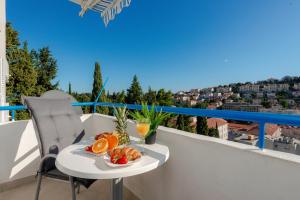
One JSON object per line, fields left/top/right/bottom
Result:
{"left": 44, "top": 168, "right": 96, "bottom": 188}
{"left": 24, "top": 97, "right": 85, "bottom": 156}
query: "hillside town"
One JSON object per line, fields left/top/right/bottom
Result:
{"left": 174, "top": 78, "right": 300, "bottom": 155}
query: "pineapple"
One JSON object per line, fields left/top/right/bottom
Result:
{"left": 113, "top": 107, "right": 130, "bottom": 145}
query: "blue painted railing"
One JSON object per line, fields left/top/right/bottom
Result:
{"left": 1, "top": 102, "right": 300, "bottom": 150}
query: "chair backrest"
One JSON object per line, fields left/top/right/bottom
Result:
{"left": 24, "top": 97, "right": 85, "bottom": 157}
{"left": 41, "top": 90, "right": 83, "bottom": 116}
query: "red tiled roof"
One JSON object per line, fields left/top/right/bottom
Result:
{"left": 207, "top": 105, "right": 217, "bottom": 109}
{"left": 265, "top": 124, "right": 280, "bottom": 136}
{"left": 207, "top": 118, "right": 228, "bottom": 128}
{"left": 228, "top": 123, "right": 280, "bottom": 136}
{"left": 228, "top": 123, "right": 257, "bottom": 132}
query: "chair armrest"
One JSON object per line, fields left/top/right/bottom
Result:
{"left": 38, "top": 154, "right": 57, "bottom": 173}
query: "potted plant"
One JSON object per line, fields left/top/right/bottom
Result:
{"left": 130, "top": 103, "right": 170, "bottom": 144}
{"left": 113, "top": 106, "right": 131, "bottom": 145}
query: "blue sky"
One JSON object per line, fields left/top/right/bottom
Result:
{"left": 7, "top": 0, "right": 300, "bottom": 93}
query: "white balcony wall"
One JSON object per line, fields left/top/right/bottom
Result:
{"left": 127, "top": 128, "right": 300, "bottom": 200}
{"left": 91, "top": 114, "right": 300, "bottom": 200}
{"left": 0, "top": 114, "right": 94, "bottom": 184}
{"left": 1, "top": 113, "right": 300, "bottom": 200}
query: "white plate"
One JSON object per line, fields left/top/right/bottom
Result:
{"left": 103, "top": 154, "right": 141, "bottom": 168}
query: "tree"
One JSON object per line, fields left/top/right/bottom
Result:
{"left": 196, "top": 117, "right": 209, "bottom": 136}
{"left": 144, "top": 87, "right": 157, "bottom": 104}
{"left": 194, "top": 103, "right": 209, "bottom": 135}
{"left": 68, "top": 82, "right": 72, "bottom": 95}
{"left": 156, "top": 89, "right": 173, "bottom": 106}
{"left": 91, "top": 62, "right": 109, "bottom": 114}
{"left": 208, "top": 123, "right": 219, "bottom": 138}
{"left": 126, "top": 75, "right": 143, "bottom": 104}
{"left": 280, "top": 100, "right": 289, "bottom": 109}
{"left": 31, "top": 47, "right": 59, "bottom": 95}
{"left": 116, "top": 90, "right": 126, "bottom": 103}
{"left": 176, "top": 114, "right": 185, "bottom": 130}
{"left": 6, "top": 23, "right": 38, "bottom": 120}
{"left": 73, "top": 92, "right": 91, "bottom": 114}
{"left": 176, "top": 114, "right": 192, "bottom": 132}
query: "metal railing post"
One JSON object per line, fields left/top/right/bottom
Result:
{"left": 93, "top": 77, "right": 109, "bottom": 114}
{"left": 93, "top": 102, "right": 96, "bottom": 113}
{"left": 258, "top": 122, "right": 265, "bottom": 150}
{"left": 11, "top": 110, "right": 15, "bottom": 121}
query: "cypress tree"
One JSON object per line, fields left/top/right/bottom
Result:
{"left": 196, "top": 117, "right": 209, "bottom": 136}
{"left": 194, "top": 102, "right": 209, "bottom": 136}
{"left": 126, "top": 75, "right": 143, "bottom": 104}
{"left": 176, "top": 114, "right": 192, "bottom": 132}
{"left": 176, "top": 115, "right": 185, "bottom": 131}
{"left": 68, "top": 82, "right": 72, "bottom": 95}
{"left": 91, "top": 62, "right": 109, "bottom": 114}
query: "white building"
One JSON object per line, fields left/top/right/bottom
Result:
{"left": 292, "top": 91, "right": 300, "bottom": 97}
{"left": 239, "top": 84, "right": 260, "bottom": 93}
{"left": 215, "top": 86, "right": 232, "bottom": 93}
{"left": 266, "top": 92, "right": 276, "bottom": 98}
{"left": 263, "top": 84, "right": 289, "bottom": 92}
{"left": 293, "top": 83, "right": 300, "bottom": 90}
{"left": 0, "top": 0, "right": 9, "bottom": 123}
{"left": 207, "top": 118, "right": 228, "bottom": 140}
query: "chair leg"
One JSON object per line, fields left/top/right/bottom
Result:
{"left": 77, "top": 184, "right": 81, "bottom": 194}
{"left": 35, "top": 172, "right": 42, "bottom": 200}
{"left": 69, "top": 176, "right": 76, "bottom": 200}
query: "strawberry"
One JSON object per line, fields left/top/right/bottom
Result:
{"left": 117, "top": 155, "right": 128, "bottom": 164}
{"left": 85, "top": 146, "right": 92, "bottom": 152}
{"left": 110, "top": 153, "right": 120, "bottom": 164}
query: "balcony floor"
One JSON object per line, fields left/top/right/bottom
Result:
{"left": 0, "top": 178, "right": 139, "bottom": 200}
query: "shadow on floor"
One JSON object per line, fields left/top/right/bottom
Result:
{"left": 0, "top": 178, "right": 140, "bottom": 200}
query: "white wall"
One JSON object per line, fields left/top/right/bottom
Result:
{"left": 0, "top": 0, "right": 9, "bottom": 123}
{"left": 218, "top": 124, "right": 228, "bottom": 140}
{"left": 125, "top": 127, "right": 300, "bottom": 200}
{"left": 0, "top": 114, "right": 94, "bottom": 184}
{"left": 91, "top": 114, "right": 300, "bottom": 200}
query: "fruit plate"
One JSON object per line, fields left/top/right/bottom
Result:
{"left": 103, "top": 154, "right": 141, "bottom": 168}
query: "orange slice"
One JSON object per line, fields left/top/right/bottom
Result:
{"left": 92, "top": 138, "right": 108, "bottom": 154}
{"left": 106, "top": 134, "right": 119, "bottom": 150}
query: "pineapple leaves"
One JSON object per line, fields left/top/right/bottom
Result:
{"left": 113, "top": 106, "right": 130, "bottom": 145}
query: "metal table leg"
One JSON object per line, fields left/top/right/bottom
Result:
{"left": 112, "top": 178, "right": 123, "bottom": 200}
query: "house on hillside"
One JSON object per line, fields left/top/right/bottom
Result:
{"left": 207, "top": 118, "right": 228, "bottom": 140}
{"left": 228, "top": 123, "right": 282, "bottom": 146}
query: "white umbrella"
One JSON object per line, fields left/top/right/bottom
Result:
{"left": 70, "top": 0, "right": 132, "bottom": 26}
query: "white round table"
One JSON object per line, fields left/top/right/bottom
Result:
{"left": 56, "top": 137, "right": 169, "bottom": 200}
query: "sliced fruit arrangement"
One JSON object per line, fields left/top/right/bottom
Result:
{"left": 85, "top": 132, "right": 119, "bottom": 155}
{"left": 85, "top": 138, "right": 108, "bottom": 154}
{"left": 95, "top": 132, "right": 112, "bottom": 140}
{"left": 106, "top": 134, "right": 119, "bottom": 150}
{"left": 109, "top": 147, "right": 142, "bottom": 165}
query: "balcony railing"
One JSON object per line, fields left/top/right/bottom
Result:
{"left": 1, "top": 101, "right": 300, "bottom": 150}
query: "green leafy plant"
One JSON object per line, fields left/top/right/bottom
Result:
{"left": 130, "top": 103, "right": 170, "bottom": 137}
